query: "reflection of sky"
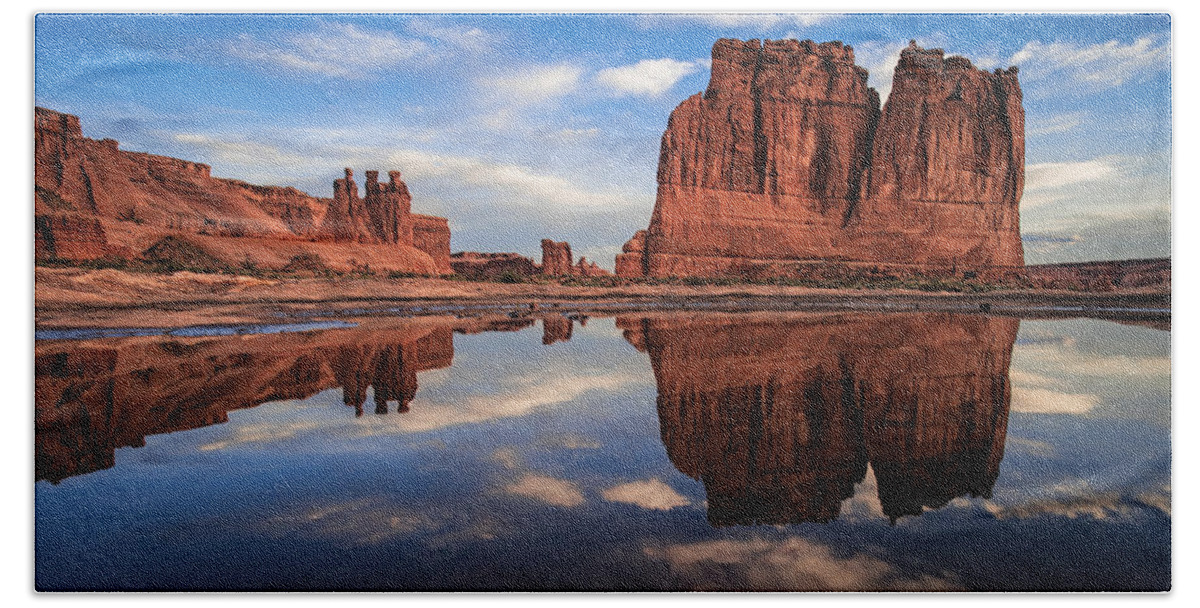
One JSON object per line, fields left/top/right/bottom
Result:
{"left": 35, "top": 315, "right": 1169, "bottom": 591}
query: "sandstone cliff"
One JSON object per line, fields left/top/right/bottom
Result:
{"left": 618, "top": 312, "right": 1015, "bottom": 525}
{"left": 617, "top": 39, "right": 1025, "bottom": 278}
{"left": 34, "top": 108, "right": 452, "bottom": 274}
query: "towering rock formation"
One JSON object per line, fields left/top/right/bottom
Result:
{"left": 619, "top": 312, "right": 1016, "bottom": 525}
{"left": 617, "top": 39, "right": 1025, "bottom": 278}
{"left": 34, "top": 107, "right": 453, "bottom": 274}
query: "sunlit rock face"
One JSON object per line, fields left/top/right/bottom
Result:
{"left": 34, "top": 107, "right": 452, "bottom": 274}
{"left": 619, "top": 312, "right": 1017, "bottom": 525}
{"left": 617, "top": 39, "right": 1024, "bottom": 279}
{"left": 34, "top": 320, "right": 457, "bottom": 483}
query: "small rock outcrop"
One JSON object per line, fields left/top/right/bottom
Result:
{"left": 617, "top": 39, "right": 1025, "bottom": 279}
{"left": 450, "top": 251, "right": 538, "bottom": 279}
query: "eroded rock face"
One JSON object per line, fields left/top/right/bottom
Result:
{"left": 34, "top": 107, "right": 452, "bottom": 274}
{"left": 618, "top": 312, "right": 1016, "bottom": 525}
{"left": 619, "top": 39, "right": 1024, "bottom": 278}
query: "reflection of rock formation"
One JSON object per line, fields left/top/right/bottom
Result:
{"left": 619, "top": 312, "right": 1016, "bottom": 525}
{"left": 35, "top": 319, "right": 457, "bottom": 483}
{"left": 542, "top": 315, "right": 574, "bottom": 345}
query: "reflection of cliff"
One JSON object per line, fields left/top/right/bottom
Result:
{"left": 35, "top": 319, "right": 460, "bottom": 483}
{"left": 619, "top": 313, "right": 1017, "bottom": 525}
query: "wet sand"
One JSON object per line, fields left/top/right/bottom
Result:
{"left": 35, "top": 266, "right": 1170, "bottom": 331}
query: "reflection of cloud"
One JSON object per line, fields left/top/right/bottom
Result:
{"left": 260, "top": 497, "right": 442, "bottom": 547}
{"left": 602, "top": 479, "right": 689, "bottom": 511}
{"left": 537, "top": 432, "right": 602, "bottom": 450}
{"left": 837, "top": 463, "right": 885, "bottom": 521}
{"left": 596, "top": 58, "right": 702, "bottom": 97}
{"left": 986, "top": 493, "right": 1132, "bottom": 521}
{"left": 1007, "top": 437, "right": 1056, "bottom": 458}
{"left": 645, "top": 537, "right": 959, "bottom": 591}
{"left": 491, "top": 447, "right": 522, "bottom": 470}
{"left": 1011, "top": 386, "right": 1100, "bottom": 415}
{"left": 392, "top": 372, "right": 640, "bottom": 433}
{"left": 198, "top": 418, "right": 323, "bottom": 452}
{"left": 505, "top": 474, "right": 585, "bottom": 507}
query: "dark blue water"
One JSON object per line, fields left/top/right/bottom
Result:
{"left": 34, "top": 312, "right": 1170, "bottom": 591}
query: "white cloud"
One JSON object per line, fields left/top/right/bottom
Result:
{"left": 386, "top": 148, "right": 645, "bottom": 211}
{"left": 406, "top": 19, "right": 491, "bottom": 52}
{"left": 505, "top": 474, "right": 585, "bottom": 507}
{"left": 1027, "top": 112, "right": 1086, "bottom": 136}
{"left": 228, "top": 23, "right": 429, "bottom": 79}
{"left": 602, "top": 479, "right": 690, "bottom": 511}
{"left": 1024, "top": 158, "right": 1121, "bottom": 198}
{"left": 1010, "top": 36, "right": 1170, "bottom": 91}
{"left": 644, "top": 537, "right": 959, "bottom": 591}
{"left": 479, "top": 63, "right": 582, "bottom": 105}
{"left": 596, "top": 58, "right": 703, "bottom": 97}
{"left": 680, "top": 13, "right": 838, "bottom": 29}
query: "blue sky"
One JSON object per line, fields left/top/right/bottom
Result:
{"left": 34, "top": 12, "right": 1171, "bottom": 266}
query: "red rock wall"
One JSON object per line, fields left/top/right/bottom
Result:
{"left": 620, "top": 39, "right": 1025, "bottom": 278}
{"left": 619, "top": 312, "right": 1015, "bottom": 525}
{"left": 34, "top": 107, "right": 452, "bottom": 274}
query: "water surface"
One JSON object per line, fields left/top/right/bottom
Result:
{"left": 34, "top": 311, "right": 1170, "bottom": 591}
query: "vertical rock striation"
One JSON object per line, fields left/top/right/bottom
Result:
{"left": 617, "top": 39, "right": 1024, "bottom": 278}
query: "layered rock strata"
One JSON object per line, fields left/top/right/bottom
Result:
{"left": 34, "top": 107, "right": 452, "bottom": 274}
{"left": 617, "top": 39, "right": 1024, "bottom": 278}
{"left": 619, "top": 312, "right": 1016, "bottom": 525}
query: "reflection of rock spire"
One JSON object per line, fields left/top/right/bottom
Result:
{"left": 621, "top": 312, "right": 1016, "bottom": 526}
{"left": 35, "top": 323, "right": 456, "bottom": 482}
{"left": 542, "top": 315, "right": 574, "bottom": 345}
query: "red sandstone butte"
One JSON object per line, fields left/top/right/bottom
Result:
{"left": 617, "top": 39, "right": 1025, "bottom": 278}
{"left": 34, "top": 107, "right": 452, "bottom": 274}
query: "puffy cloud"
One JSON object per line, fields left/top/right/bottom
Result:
{"left": 601, "top": 479, "right": 689, "bottom": 511}
{"left": 505, "top": 474, "right": 585, "bottom": 507}
{"left": 478, "top": 63, "right": 583, "bottom": 105}
{"left": 228, "top": 23, "right": 429, "bottom": 79}
{"left": 644, "top": 537, "right": 959, "bottom": 591}
{"left": 595, "top": 58, "right": 703, "bottom": 97}
{"left": 1010, "top": 36, "right": 1170, "bottom": 91}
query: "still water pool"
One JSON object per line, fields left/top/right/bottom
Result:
{"left": 34, "top": 311, "right": 1170, "bottom": 591}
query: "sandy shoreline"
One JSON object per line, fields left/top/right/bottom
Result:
{"left": 35, "top": 267, "right": 1170, "bottom": 330}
